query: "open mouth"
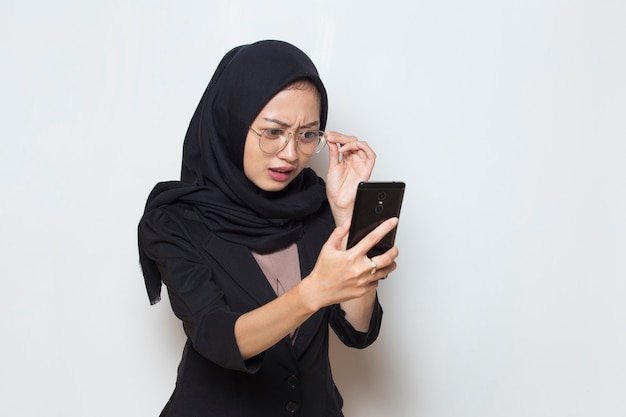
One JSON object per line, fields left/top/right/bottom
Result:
{"left": 271, "top": 167, "right": 294, "bottom": 174}
{"left": 268, "top": 166, "right": 295, "bottom": 181}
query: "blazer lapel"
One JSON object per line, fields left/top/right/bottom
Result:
{"left": 201, "top": 232, "right": 278, "bottom": 308}
{"left": 291, "top": 222, "right": 330, "bottom": 358}
{"left": 189, "top": 207, "right": 332, "bottom": 362}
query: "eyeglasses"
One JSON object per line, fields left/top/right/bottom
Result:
{"left": 249, "top": 127, "right": 326, "bottom": 155}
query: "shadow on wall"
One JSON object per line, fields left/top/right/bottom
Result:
{"left": 328, "top": 332, "right": 412, "bottom": 416}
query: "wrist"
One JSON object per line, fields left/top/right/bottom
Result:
{"left": 329, "top": 204, "right": 352, "bottom": 226}
{"left": 295, "top": 275, "right": 323, "bottom": 314}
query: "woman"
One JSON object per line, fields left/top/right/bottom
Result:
{"left": 138, "top": 40, "right": 399, "bottom": 417}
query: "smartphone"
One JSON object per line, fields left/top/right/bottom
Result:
{"left": 346, "top": 181, "right": 405, "bottom": 258}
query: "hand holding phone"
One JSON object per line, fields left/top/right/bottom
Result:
{"left": 346, "top": 182, "right": 405, "bottom": 258}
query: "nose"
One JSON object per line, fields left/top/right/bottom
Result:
{"left": 277, "top": 133, "right": 299, "bottom": 160}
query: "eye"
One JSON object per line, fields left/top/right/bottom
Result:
{"left": 264, "top": 129, "right": 284, "bottom": 140}
{"left": 300, "top": 130, "right": 321, "bottom": 143}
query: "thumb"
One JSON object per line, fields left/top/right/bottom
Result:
{"left": 325, "top": 221, "right": 351, "bottom": 250}
{"left": 327, "top": 141, "right": 341, "bottom": 170}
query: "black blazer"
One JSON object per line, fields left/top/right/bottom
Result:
{"left": 140, "top": 202, "right": 383, "bottom": 417}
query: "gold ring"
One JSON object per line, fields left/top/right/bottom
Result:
{"left": 370, "top": 260, "right": 377, "bottom": 275}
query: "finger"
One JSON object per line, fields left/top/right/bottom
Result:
{"left": 325, "top": 131, "right": 358, "bottom": 146}
{"left": 376, "top": 261, "right": 397, "bottom": 280}
{"left": 352, "top": 217, "right": 399, "bottom": 257}
{"left": 338, "top": 143, "right": 376, "bottom": 167}
{"left": 324, "top": 221, "right": 351, "bottom": 250}
{"left": 335, "top": 139, "right": 374, "bottom": 155}
{"left": 327, "top": 140, "right": 341, "bottom": 168}
{"left": 367, "top": 257, "right": 397, "bottom": 280}
{"left": 367, "top": 257, "right": 378, "bottom": 275}
{"left": 367, "top": 251, "right": 398, "bottom": 273}
{"left": 325, "top": 132, "right": 355, "bottom": 169}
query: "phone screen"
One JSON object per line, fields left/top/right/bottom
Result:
{"left": 346, "top": 181, "right": 405, "bottom": 258}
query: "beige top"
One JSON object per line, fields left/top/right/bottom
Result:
{"left": 251, "top": 242, "right": 301, "bottom": 343}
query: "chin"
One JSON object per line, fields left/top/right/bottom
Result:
{"left": 253, "top": 178, "right": 289, "bottom": 193}
{"left": 265, "top": 182, "right": 290, "bottom": 192}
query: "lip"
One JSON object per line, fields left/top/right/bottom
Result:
{"left": 268, "top": 166, "right": 295, "bottom": 182}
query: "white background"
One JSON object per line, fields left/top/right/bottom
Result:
{"left": 1, "top": 1, "right": 625, "bottom": 416}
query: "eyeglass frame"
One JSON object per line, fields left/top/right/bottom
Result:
{"left": 248, "top": 127, "right": 327, "bottom": 155}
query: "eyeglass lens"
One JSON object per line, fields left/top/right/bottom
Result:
{"left": 259, "top": 129, "right": 325, "bottom": 155}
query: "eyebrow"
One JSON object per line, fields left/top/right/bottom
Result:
{"left": 262, "top": 117, "right": 320, "bottom": 129}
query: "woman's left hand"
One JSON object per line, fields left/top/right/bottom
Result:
{"left": 325, "top": 131, "right": 376, "bottom": 225}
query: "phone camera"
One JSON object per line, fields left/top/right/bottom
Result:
{"left": 377, "top": 192, "right": 387, "bottom": 200}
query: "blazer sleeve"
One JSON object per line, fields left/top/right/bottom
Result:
{"left": 328, "top": 296, "right": 383, "bottom": 349}
{"left": 139, "top": 207, "right": 263, "bottom": 373}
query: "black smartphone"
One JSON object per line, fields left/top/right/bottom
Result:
{"left": 346, "top": 181, "right": 405, "bottom": 258}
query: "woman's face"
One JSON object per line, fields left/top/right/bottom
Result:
{"left": 244, "top": 86, "right": 321, "bottom": 192}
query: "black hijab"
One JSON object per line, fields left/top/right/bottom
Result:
{"left": 139, "top": 40, "right": 329, "bottom": 304}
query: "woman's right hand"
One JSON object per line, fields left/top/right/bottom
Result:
{"left": 299, "top": 217, "right": 399, "bottom": 312}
